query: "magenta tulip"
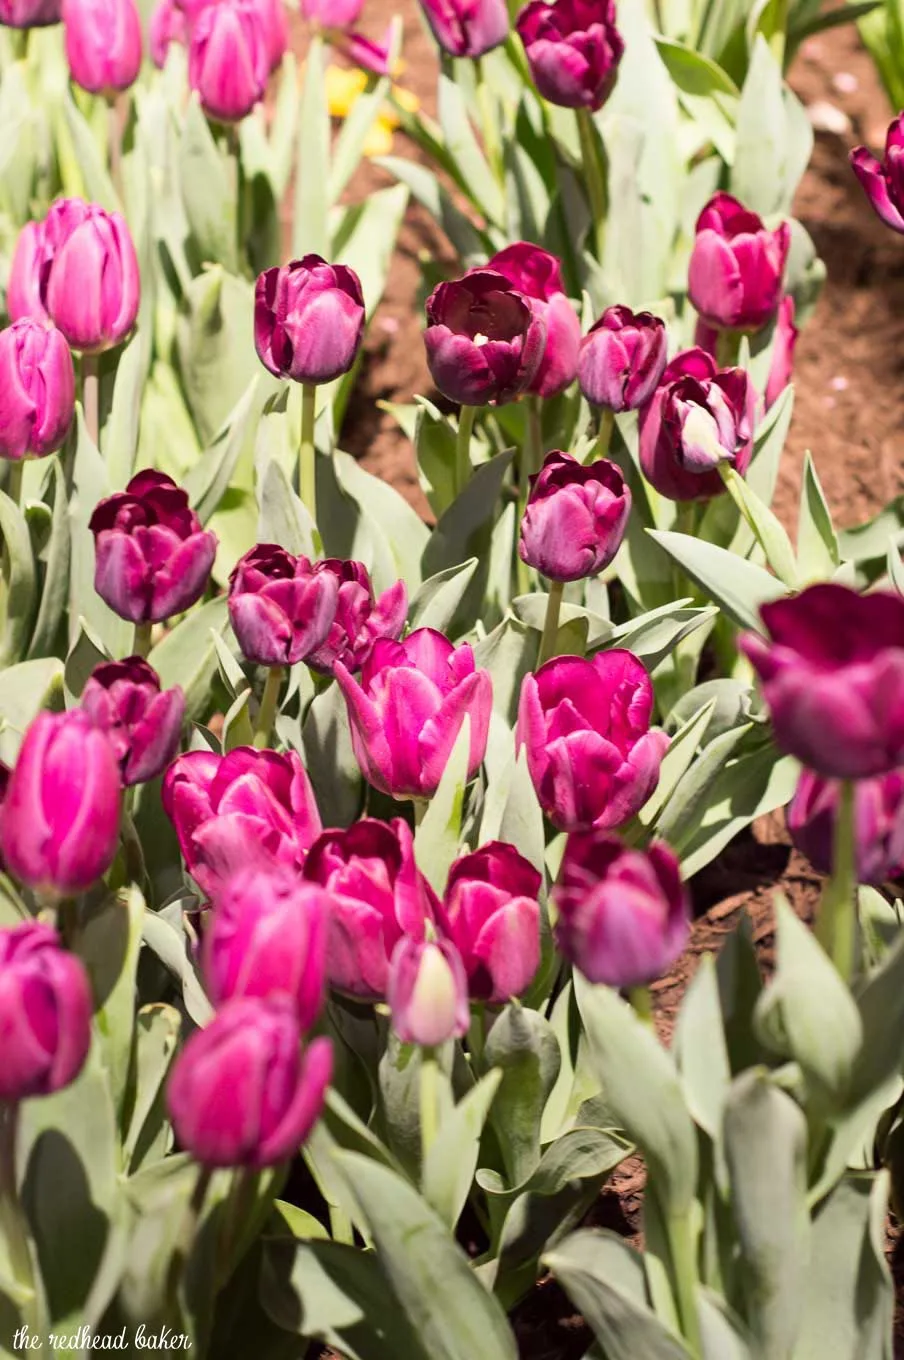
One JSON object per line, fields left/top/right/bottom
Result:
{"left": 740, "top": 584, "right": 904, "bottom": 779}
{"left": 517, "top": 0, "right": 623, "bottom": 111}
{"left": 0, "top": 922, "right": 93, "bottom": 1100}
{"left": 438, "top": 841, "right": 541, "bottom": 1002}
{"left": 335, "top": 629, "right": 492, "bottom": 800}
{"left": 416, "top": 0, "right": 507, "bottom": 58}
{"left": 851, "top": 114, "right": 904, "bottom": 234}
{"left": 256, "top": 0, "right": 288, "bottom": 69}
{"left": 228, "top": 545, "right": 339, "bottom": 667}
{"left": 340, "top": 26, "right": 393, "bottom": 75}
{"left": 168, "top": 996, "right": 332, "bottom": 1168}
{"left": 0, "top": 319, "right": 75, "bottom": 462}
{"left": 149, "top": 0, "right": 183, "bottom": 65}
{"left": 424, "top": 269, "right": 547, "bottom": 407}
{"left": 80, "top": 657, "right": 184, "bottom": 787}
{"left": 255, "top": 255, "right": 366, "bottom": 385}
{"left": 301, "top": 0, "right": 363, "bottom": 25}
{"left": 487, "top": 243, "right": 580, "bottom": 398}
{"left": 388, "top": 937, "right": 470, "bottom": 1047}
{"left": 553, "top": 831, "right": 689, "bottom": 987}
{"left": 0, "top": 0, "right": 60, "bottom": 26}
{"left": 688, "top": 192, "right": 790, "bottom": 334}
{"left": 188, "top": 0, "right": 268, "bottom": 123}
{"left": 519, "top": 449, "right": 630, "bottom": 583}
{"left": 788, "top": 767, "right": 904, "bottom": 885}
{"left": 578, "top": 306, "right": 668, "bottom": 412}
{"left": 1, "top": 710, "right": 121, "bottom": 897}
{"left": 306, "top": 560, "right": 408, "bottom": 674}
{"left": 517, "top": 650, "right": 668, "bottom": 833}
{"left": 765, "top": 295, "right": 798, "bottom": 410}
{"left": 62, "top": 0, "right": 143, "bottom": 96}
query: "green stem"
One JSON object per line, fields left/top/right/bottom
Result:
{"left": 576, "top": 107, "right": 608, "bottom": 265}
{"left": 455, "top": 404, "right": 477, "bottom": 497}
{"left": 715, "top": 329, "right": 741, "bottom": 369}
{"left": 517, "top": 398, "right": 544, "bottom": 594}
{"left": 82, "top": 352, "right": 100, "bottom": 448}
{"left": 253, "top": 666, "right": 284, "bottom": 751}
{"left": 299, "top": 383, "right": 318, "bottom": 525}
{"left": 419, "top": 1049, "right": 439, "bottom": 1163}
{"left": 717, "top": 464, "right": 793, "bottom": 585}
{"left": 0, "top": 1103, "right": 39, "bottom": 1330}
{"left": 5, "top": 461, "right": 23, "bottom": 508}
{"left": 815, "top": 779, "right": 857, "bottom": 983}
{"left": 167, "top": 1164, "right": 213, "bottom": 1317}
{"left": 591, "top": 408, "right": 615, "bottom": 464}
{"left": 467, "top": 1002, "right": 486, "bottom": 1069}
{"left": 474, "top": 57, "right": 504, "bottom": 184}
{"left": 109, "top": 93, "right": 125, "bottom": 201}
{"left": 412, "top": 797, "right": 429, "bottom": 828}
{"left": 537, "top": 579, "right": 565, "bottom": 669}
{"left": 628, "top": 985, "right": 654, "bottom": 1027}
{"left": 121, "top": 806, "right": 146, "bottom": 889}
{"left": 667, "top": 1212, "right": 702, "bottom": 1359}
{"left": 132, "top": 620, "right": 153, "bottom": 659}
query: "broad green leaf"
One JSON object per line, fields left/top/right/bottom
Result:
{"left": 26, "top": 459, "right": 71, "bottom": 660}
{"left": 437, "top": 73, "right": 504, "bottom": 225}
{"left": 374, "top": 156, "right": 488, "bottom": 259}
{"left": 184, "top": 378, "right": 259, "bottom": 526}
{"left": 484, "top": 1004, "right": 561, "bottom": 1188}
{"left": 647, "top": 530, "right": 787, "bottom": 632}
{"left": 796, "top": 451, "right": 839, "bottom": 581}
{"left": 123, "top": 1004, "right": 181, "bottom": 1172}
{"left": 67, "top": 408, "right": 132, "bottom": 657}
{"left": 179, "top": 95, "right": 238, "bottom": 271}
{"left": 473, "top": 616, "right": 538, "bottom": 727}
{"left": 79, "top": 885, "right": 146, "bottom": 1125}
{"left": 0, "top": 486, "right": 36, "bottom": 668}
{"left": 294, "top": 36, "right": 330, "bottom": 257}
{"left": 414, "top": 716, "right": 471, "bottom": 896}
{"left": 639, "top": 699, "right": 716, "bottom": 827}
{"left": 721, "top": 466, "right": 798, "bottom": 587}
{"left": 257, "top": 458, "right": 316, "bottom": 558}
{"left": 329, "top": 60, "right": 393, "bottom": 205}
{"left": 674, "top": 955, "right": 731, "bottom": 1141}
{"left": 331, "top": 449, "right": 428, "bottom": 593}
{"left": 176, "top": 268, "right": 261, "bottom": 448}
{"left": 408, "top": 560, "right": 479, "bottom": 636}
{"left": 0, "top": 657, "right": 63, "bottom": 765}
{"left": 730, "top": 37, "right": 788, "bottom": 215}
{"left": 656, "top": 721, "right": 754, "bottom": 846}
{"left": 745, "top": 382, "right": 794, "bottom": 511}
{"left": 423, "top": 1069, "right": 503, "bottom": 1229}
{"left": 698, "top": 1292, "right": 753, "bottom": 1360}
{"left": 604, "top": 604, "right": 718, "bottom": 673}
{"left": 63, "top": 90, "right": 118, "bottom": 210}
{"left": 102, "top": 329, "right": 148, "bottom": 491}
{"left": 677, "top": 744, "right": 800, "bottom": 879}
{"left": 302, "top": 681, "right": 362, "bottom": 829}
{"left": 140, "top": 907, "right": 213, "bottom": 1028}
{"left": 148, "top": 596, "right": 229, "bottom": 720}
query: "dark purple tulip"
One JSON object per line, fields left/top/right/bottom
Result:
{"left": 765, "top": 295, "right": 798, "bottom": 410}
{"left": 688, "top": 192, "right": 790, "bottom": 334}
{"left": 788, "top": 767, "right": 904, "bottom": 885}
{"left": 517, "top": 650, "right": 668, "bottom": 833}
{"left": 517, "top": 0, "right": 624, "bottom": 111}
{"left": 0, "top": 319, "right": 75, "bottom": 462}
{"left": 740, "top": 584, "right": 904, "bottom": 779}
{"left": 851, "top": 114, "right": 904, "bottom": 234}
{"left": 438, "top": 841, "right": 541, "bottom": 1003}
{"left": 1, "top": 711, "right": 121, "bottom": 896}
{"left": 162, "top": 747, "right": 322, "bottom": 896}
{"left": 255, "top": 255, "right": 366, "bottom": 385}
{"left": 423, "top": 269, "right": 546, "bottom": 407}
{"left": 228, "top": 544, "right": 339, "bottom": 667}
{"left": 553, "top": 831, "right": 689, "bottom": 988}
{"left": 63, "top": 0, "right": 143, "bottom": 97}
{"left": 417, "top": 0, "right": 508, "bottom": 58}
{"left": 0, "top": 922, "right": 93, "bottom": 1100}
{"left": 0, "top": 0, "right": 60, "bottom": 27}
{"left": 188, "top": 0, "right": 269, "bottom": 123}
{"left": 388, "top": 936, "right": 470, "bottom": 1047}
{"left": 519, "top": 449, "right": 631, "bottom": 583}
{"left": 306, "top": 560, "right": 407, "bottom": 674}
{"left": 80, "top": 657, "right": 184, "bottom": 787}
{"left": 578, "top": 306, "right": 668, "bottom": 412}
{"left": 638, "top": 347, "right": 755, "bottom": 502}
{"left": 89, "top": 471, "right": 217, "bottom": 625}
{"left": 167, "top": 996, "right": 332, "bottom": 1168}
{"left": 487, "top": 243, "right": 580, "bottom": 398}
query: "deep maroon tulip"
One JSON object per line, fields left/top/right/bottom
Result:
{"left": 578, "top": 306, "right": 668, "bottom": 412}
{"left": 638, "top": 347, "right": 755, "bottom": 502}
{"left": 62, "top": 0, "right": 143, "bottom": 96}
{"left": 439, "top": 841, "right": 540, "bottom": 1002}
{"left": 788, "top": 767, "right": 904, "bottom": 885}
{"left": 80, "top": 657, "right": 184, "bottom": 787}
{"left": 188, "top": 0, "right": 268, "bottom": 123}
{"left": 517, "top": 0, "right": 623, "bottom": 111}
{"left": 301, "top": 0, "right": 363, "bottom": 25}
{"left": 168, "top": 996, "right": 332, "bottom": 1168}
{"left": 417, "top": 0, "right": 507, "bottom": 58}
{"left": 0, "top": 922, "right": 93, "bottom": 1100}
{"left": 388, "top": 937, "right": 469, "bottom": 1047}
{"left": 487, "top": 243, "right": 580, "bottom": 398}
{"left": 0, "top": 319, "right": 75, "bottom": 462}
{"left": 228, "top": 545, "right": 339, "bottom": 667}
{"left": 688, "top": 192, "right": 790, "bottom": 334}
{"left": 8, "top": 198, "right": 139, "bottom": 354}
{"left": 851, "top": 114, "right": 904, "bottom": 234}
{"left": 335, "top": 629, "right": 493, "bottom": 800}
{"left": 162, "top": 746, "right": 322, "bottom": 896}
{"left": 517, "top": 650, "right": 668, "bottom": 833}
{"left": 203, "top": 863, "right": 329, "bottom": 1028}
{"left": 553, "top": 831, "right": 689, "bottom": 987}
{"left": 519, "top": 449, "right": 630, "bottom": 583}
{"left": 424, "top": 269, "right": 546, "bottom": 407}
{"left": 1, "top": 710, "right": 121, "bottom": 896}
{"left": 149, "top": 0, "right": 183, "bottom": 65}
{"left": 765, "top": 295, "right": 798, "bottom": 410}
{"left": 255, "top": 256, "right": 366, "bottom": 385}
{"left": 0, "top": 0, "right": 60, "bottom": 26}
{"left": 740, "top": 584, "right": 904, "bottom": 779}
{"left": 303, "top": 818, "right": 436, "bottom": 998}
{"left": 89, "top": 471, "right": 217, "bottom": 624}
{"left": 306, "top": 560, "right": 407, "bottom": 674}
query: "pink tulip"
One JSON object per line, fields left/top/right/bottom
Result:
{"left": 765, "top": 295, "right": 798, "bottom": 410}
{"left": 80, "top": 657, "right": 184, "bottom": 787}
{"left": 301, "top": 0, "right": 363, "bottom": 26}
{"left": 307, "top": 560, "right": 407, "bottom": 674}
{"left": 417, "top": 0, "right": 508, "bottom": 58}
{"left": 0, "top": 319, "right": 75, "bottom": 462}
{"left": 255, "top": 255, "right": 366, "bottom": 385}
{"left": 62, "top": 0, "right": 143, "bottom": 96}
{"left": 688, "top": 192, "right": 790, "bottom": 334}
{"left": 519, "top": 449, "right": 631, "bottom": 583}
{"left": 487, "top": 243, "right": 580, "bottom": 399}
{"left": 388, "top": 937, "right": 470, "bottom": 1047}
{"left": 788, "top": 767, "right": 904, "bottom": 885}
{"left": 439, "top": 841, "right": 541, "bottom": 1002}
{"left": 517, "top": 0, "right": 623, "bottom": 111}
{"left": 188, "top": 0, "right": 269, "bottom": 123}
{"left": 578, "top": 306, "right": 668, "bottom": 412}
{"left": 228, "top": 544, "right": 339, "bottom": 667}
{"left": 0, "top": 922, "right": 93, "bottom": 1100}
{"left": 851, "top": 114, "right": 904, "bottom": 234}
{"left": 0, "top": 0, "right": 61, "bottom": 27}
{"left": 424, "top": 270, "right": 547, "bottom": 407}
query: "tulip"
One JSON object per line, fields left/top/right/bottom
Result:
{"left": 335, "top": 629, "right": 492, "bottom": 800}
{"left": 62, "top": 0, "right": 143, "bottom": 97}
{"left": 89, "top": 470, "right": 217, "bottom": 625}
{"left": 553, "top": 831, "right": 689, "bottom": 988}
{"left": 519, "top": 450, "right": 630, "bottom": 583}
{"left": 417, "top": 0, "right": 507, "bottom": 59}
{"left": 578, "top": 306, "right": 668, "bottom": 412}
{"left": 254, "top": 256, "right": 366, "bottom": 386}
{"left": 149, "top": 0, "right": 184, "bottom": 66}
{"left": 167, "top": 996, "right": 332, "bottom": 1168}
{"left": 202, "top": 864, "right": 329, "bottom": 1028}
{"left": 80, "top": 657, "right": 184, "bottom": 787}
{"left": 439, "top": 841, "right": 541, "bottom": 1002}
{"left": 688, "top": 192, "right": 790, "bottom": 334}
{"left": 638, "top": 347, "right": 755, "bottom": 502}
{"left": 303, "top": 818, "right": 436, "bottom": 997}
{"left": 851, "top": 114, "right": 904, "bottom": 235}
{"left": 8, "top": 198, "right": 139, "bottom": 354}
{"left": 228, "top": 544, "right": 339, "bottom": 667}
{"left": 0, "top": 0, "right": 60, "bottom": 26}
{"left": 765, "top": 295, "right": 798, "bottom": 410}
{"left": 487, "top": 243, "right": 580, "bottom": 399}
{"left": 163, "top": 746, "right": 322, "bottom": 896}
{"left": 188, "top": 0, "right": 268, "bottom": 123}
{"left": 740, "top": 583, "right": 904, "bottom": 779}
{"left": 424, "top": 270, "right": 546, "bottom": 407}
{"left": 517, "top": 0, "right": 623, "bottom": 111}
{"left": 388, "top": 937, "right": 469, "bottom": 1047}
{"left": 0, "top": 319, "right": 75, "bottom": 462}
{"left": 0, "top": 922, "right": 93, "bottom": 1100}
{"left": 257, "top": 0, "right": 288, "bottom": 70}
{"left": 301, "top": 0, "right": 363, "bottom": 26}
{"left": 517, "top": 650, "right": 668, "bottom": 833}
{"left": 306, "top": 560, "right": 407, "bottom": 674}
{"left": 0, "top": 710, "right": 121, "bottom": 897}
{"left": 787, "top": 767, "right": 904, "bottom": 885}
{"left": 341, "top": 26, "right": 393, "bottom": 76}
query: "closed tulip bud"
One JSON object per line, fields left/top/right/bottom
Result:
{"left": 62, "top": 0, "right": 142, "bottom": 96}
{"left": 163, "top": 747, "right": 322, "bottom": 896}
{"left": 89, "top": 470, "right": 217, "bottom": 624}
{"left": 228, "top": 544, "right": 339, "bottom": 667}
{"left": 203, "top": 864, "right": 329, "bottom": 1028}
{"left": 388, "top": 937, "right": 469, "bottom": 1047}
{"left": 80, "top": 657, "right": 184, "bottom": 787}
{"left": 0, "top": 319, "right": 75, "bottom": 462}
{"left": 188, "top": 0, "right": 268, "bottom": 123}
{"left": 638, "top": 347, "right": 755, "bottom": 502}
{"left": 304, "top": 818, "right": 436, "bottom": 998}
{"left": 149, "top": 0, "right": 184, "bottom": 66}
{"left": 851, "top": 114, "right": 904, "bottom": 234}
{"left": 301, "top": 0, "right": 363, "bottom": 26}
{"left": 517, "top": 650, "right": 668, "bottom": 833}
{"left": 0, "top": 0, "right": 60, "bottom": 27}
{"left": 0, "top": 922, "right": 93, "bottom": 1100}
{"left": 1, "top": 711, "right": 121, "bottom": 897}
{"left": 765, "top": 295, "right": 798, "bottom": 410}
{"left": 341, "top": 26, "right": 393, "bottom": 76}
{"left": 417, "top": 0, "right": 507, "bottom": 58}
{"left": 517, "top": 0, "right": 623, "bottom": 111}
{"left": 578, "top": 306, "right": 668, "bottom": 412}
{"left": 255, "top": 256, "right": 365, "bottom": 385}
{"left": 487, "top": 243, "right": 580, "bottom": 398}
{"left": 439, "top": 841, "right": 541, "bottom": 1002}
{"left": 740, "top": 584, "right": 904, "bottom": 779}
{"left": 306, "top": 560, "right": 407, "bottom": 674}
{"left": 424, "top": 270, "right": 546, "bottom": 407}
{"left": 788, "top": 768, "right": 904, "bottom": 885}
{"left": 519, "top": 450, "right": 630, "bottom": 583}
{"left": 335, "top": 629, "right": 492, "bottom": 800}
{"left": 553, "top": 831, "right": 689, "bottom": 988}
{"left": 688, "top": 192, "right": 790, "bottom": 334}
{"left": 168, "top": 996, "right": 332, "bottom": 1168}
{"left": 257, "top": 0, "right": 287, "bottom": 69}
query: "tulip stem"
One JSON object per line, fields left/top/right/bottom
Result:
{"left": 132, "top": 621, "right": 153, "bottom": 659}
{"left": 537, "top": 579, "right": 565, "bottom": 668}
{"left": 716, "top": 329, "right": 741, "bottom": 369}
{"left": 628, "top": 985, "right": 654, "bottom": 1028}
{"left": 816, "top": 778, "right": 857, "bottom": 984}
{"left": 167, "top": 1164, "right": 213, "bottom": 1314}
{"left": 82, "top": 353, "right": 100, "bottom": 448}
{"left": 419, "top": 1048, "right": 440, "bottom": 1163}
{"left": 592, "top": 408, "right": 615, "bottom": 464}
{"left": 666, "top": 1210, "right": 702, "bottom": 1359}
{"left": 455, "top": 404, "right": 477, "bottom": 497}
{"left": 253, "top": 666, "right": 284, "bottom": 751}
{"left": 517, "top": 398, "right": 544, "bottom": 594}
{"left": 474, "top": 58, "right": 504, "bottom": 186}
{"left": 299, "top": 383, "right": 318, "bottom": 526}
{"left": 5, "top": 461, "right": 23, "bottom": 509}
{"left": 0, "top": 1103, "right": 39, "bottom": 1331}
{"left": 412, "top": 797, "right": 429, "bottom": 828}
{"left": 576, "top": 108, "right": 608, "bottom": 266}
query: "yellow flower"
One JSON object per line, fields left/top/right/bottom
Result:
{"left": 322, "top": 63, "right": 420, "bottom": 157}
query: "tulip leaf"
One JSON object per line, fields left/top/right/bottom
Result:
{"left": 408, "top": 559, "right": 480, "bottom": 636}
{"left": 80, "top": 885, "right": 146, "bottom": 1128}
{"left": 62, "top": 89, "right": 119, "bottom": 211}
{"left": 331, "top": 182, "right": 409, "bottom": 325}
{"left": 646, "top": 530, "right": 788, "bottom": 632}
{"left": 655, "top": 720, "right": 754, "bottom": 846}
{"left": 721, "top": 467, "right": 799, "bottom": 588}
{"left": 480, "top": 746, "right": 546, "bottom": 877}
{"left": 374, "top": 156, "right": 489, "bottom": 260}
{"left": 731, "top": 37, "right": 791, "bottom": 215}
{"left": 177, "top": 267, "right": 263, "bottom": 449}
{"left": 68, "top": 406, "right": 132, "bottom": 657}
{"left": 422, "top": 1069, "right": 503, "bottom": 1230}
{"left": 473, "top": 617, "right": 539, "bottom": 727}
{"left": 294, "top": 35, "right": 330, "bottom": 259}
{"left": 414, "top": 714, "right": 471, "bottom": 896}
{"left": 179, "top": 94, "right": 238, "bottom": 272}
{"left": 148, "top": 595, "right": 230, "bottom": 721}
{"left": 483, "top": 1004, "right": 562, "bottom": 1189}
{"left": 674, "top": 955, "right": 732, "bottom": 1143}
{"left": 797, "top": 450, "right": 840, "bottom": 582}
{"left": 329, "top": 48, "right": 395, "bottom": 205}
{"left": 185, "top": 377, "right": 259, "bottom": 526}
{"left": 26, "top": 458, "right": 71, "bottom": 661}
{"left": 140, "top": 906, "right": 213, "bottom": 1029}
{"left": 639, "top": 698, "right": 716, "bottom": 827}
{"left": 603, "top": 602, "right": 718, "bottom": 672}
{"left": 302, "top": 681, "right": 363, "bottom": 829}
{"left": 437, "top": 73, "right": 505, "bottom": 226}
{"left": 0, "top": 485, "right": 37, "bottom": 669}
{"left": 698, "top": 1293, "right": 754, "bottom": 1360}
{"left": 257, "top": 458, "right": 317, "bottom": 558}
{"left": 123, "top": 1004, "right": 181, "bottom": 1174}
{"left": 745, "top": 383, "right": 794, "bottom": 511}
{"left": 330, "top": 449, "right": 428, "bottom": 594}
{"left": 0, "top": 656, "right": 64, "bottom": 767}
